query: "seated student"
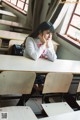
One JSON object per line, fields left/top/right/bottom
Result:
{"left": 24, "top": 21, "right": 57, "bottom": 89}
{"left": 17, "top": 21, "right": 57, "bottom": 105}
{"left": 24, "top": 21, "right": 57, "bottom": 61}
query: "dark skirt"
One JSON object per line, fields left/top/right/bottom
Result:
{"left": 34, "top": 74, "right": 45, "bottom": 84}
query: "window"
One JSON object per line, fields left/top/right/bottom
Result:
{"left": 66, "top": 0, "right": 80, "bottom": 44}
{"left": 57, "top": 0, "right": 80, "bottom": 48}
{"left": 3, "top": 0, "right": 29, "bottom": 14}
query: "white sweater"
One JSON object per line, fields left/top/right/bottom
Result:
{"left": 23, "top": 37, "right": 57, "bottom": 62}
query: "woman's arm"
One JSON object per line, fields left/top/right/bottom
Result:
{"left": 46, "top": 40, "right": 57, "bottom": 62}
{"left": 24, "top": 37, "right": 46, "bottom": 60}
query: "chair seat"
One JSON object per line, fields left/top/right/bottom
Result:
{"left": 42, "top": 102, "right": 73, "bottom": 116}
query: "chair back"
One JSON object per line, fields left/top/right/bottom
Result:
{"left": 0, "top": 71, "right": 36, "bottom": 94}
{"left": 42, "top": 72, "right": 73, "bottom": 94}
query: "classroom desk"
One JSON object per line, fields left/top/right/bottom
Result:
{"left": 0, "top": 19, "right": 22, "bottom": 27}
{"left": 0, "top": 55, "right": 80, "bottom": 74}
{"left": 0, "top": 9, "right": 16, "bottom": 17}
{"left": 0, "top": 106, "right": 37, "bottom": 120}
{"left": 40, "top": 111, "right": 80, "bottom": 120}
{"left": 0, "top": 30, "right": 28, "bottom": 40}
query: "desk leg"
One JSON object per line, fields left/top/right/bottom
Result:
{"left": 64, "top": 94, "right": 80, "bottom": 111}
{"left": 17, "top": 94, "right": 31, "bottom": 106}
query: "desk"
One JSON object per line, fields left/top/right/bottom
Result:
{"left": 40, "top": 111, "right": 80, "bottom": 120}
{"left": 42, "top": 102, "right": 73, "bottom": 116}
{"left": 0, "top": 55, "right": 80, "bottom": 74}
{"left": 0, "top": 9, "right": 16, "bottom": 17}
{"left": 0, "top": 30, "right": 28, "bottom": 40}
{"left": 0, "top": 106, "right": 37, "bottom": 120}
{"left": 0, "top": 19, "right": 22, "bottom": 27}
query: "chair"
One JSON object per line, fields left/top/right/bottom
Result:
{"left": 0, "top": 106, "right": 37, "bottom": 120}
{"left": 42, "top": 72, "right": 73, "bottom": 116}
{"left": 42, "top": 72, "right": 73, "bottom": 94}
{"left": 0, "top": 71, "right": 36, "bottom": 105}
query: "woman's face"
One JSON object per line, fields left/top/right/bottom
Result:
{"left": 42, "top": 30, "right": 52, "bottom": 41}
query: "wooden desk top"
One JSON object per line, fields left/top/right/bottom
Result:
{"left": 0, "top": 9, "right": 16, "bottom": 17}
{"left": 0, "top": 55, "right": 80, "bottom": 74}
{"left": 0, "top": 30, "right": 28, "bottom": 40}
{"left": 40, "top": 111, "right": 80, "bottom": 120}
{"left": 0, "top": 19, "right": 22, "bottom": 27}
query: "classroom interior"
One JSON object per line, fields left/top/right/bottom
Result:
{"left": 0, "top": 0, "right": 80, "bottom": 119}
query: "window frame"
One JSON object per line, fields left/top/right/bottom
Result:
{"left": 58, "top": 0, "right": 80, "bottom": 49}
{"left": 2, "top": 0, "right": 29, "bottom": 15}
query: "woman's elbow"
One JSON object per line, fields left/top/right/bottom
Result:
{"left": 50, "top": 55, "right": 57, "bottom": 62}
{"left": 31, "top": 54, "right": 39, "bottom": 61}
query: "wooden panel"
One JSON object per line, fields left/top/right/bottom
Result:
{"left": 42, "top": 73, "right": 73, "bottom": 94}
{"left": 0, "top": 71, "right": 36, "bottom": 94}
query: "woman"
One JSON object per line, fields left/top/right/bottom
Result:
{"left": 17, "top": 21, "right": 57, "bottom": 105}
{"left": 23, "top": 21, "right": 57, "bottom": 61}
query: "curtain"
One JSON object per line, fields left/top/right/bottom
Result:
{"left": 25, "top": 0, "right": 35, "bottom": 30}
{"left": 25, "top": 0, "right": 44, "bottom": 31}
{"left": 32, "top": 0, "right": 43, "bottom": 31}
{"left": 53, "top": 0, "right": 75, "bottom": 30}
{"left": 25, "top": 0, "right": 68, "bottom": 32}
{"left": 46, "top": 0, "right": 60, "bottom": 21}
{"left": 53, "top": 2, "right": 69, "bottom": 30}
{"left": 25, "top": 0, "right": 59, "bottom": 31}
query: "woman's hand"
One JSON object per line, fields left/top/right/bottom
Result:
{"left": 38, "top": 34, "right": 46, "bottom": 44}
{"left": 38, "top": 34, "right": 49, "bottom": 48}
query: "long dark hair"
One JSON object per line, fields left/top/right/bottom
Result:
{"left": 23, "top": 21, "right": 54, "bottom": 47}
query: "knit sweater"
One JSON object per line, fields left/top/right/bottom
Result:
{"left": 23, "top": 37, "right": 57, "bottom": 62}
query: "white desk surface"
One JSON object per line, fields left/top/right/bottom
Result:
{"left": 0, "top": 9, "right": 16, "bottom": 17}
{"left": 40, "top": 111, "right": 80, "bottom": 120}
{"left": 0, "top": 106, "right": 37, "bottom": 120}
{"left": 0, "top": 55, "right": 80, "bottom": 74}
{"left": 42, "top": 102, "right": 73, "bottom": 116}
{"left": 0, "top": 30, "right": 28, "bottom": 40}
